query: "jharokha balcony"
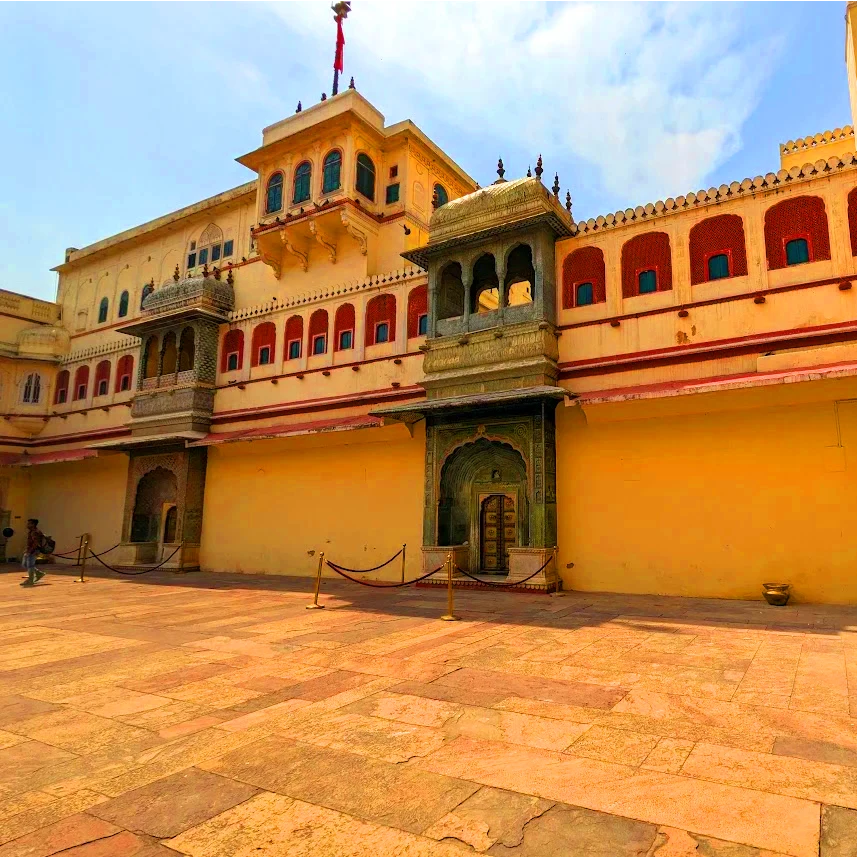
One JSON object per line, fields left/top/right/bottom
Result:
{"left": 116, "top": 269, "right": 235, "bottom": 439}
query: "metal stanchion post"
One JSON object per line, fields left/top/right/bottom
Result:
{"left": 551, "top": 544, "right": 563, "bottom": 596}
{"left": 73, "top": 535, "right": 89, "bottom": 583}
{"left": 306, "top": 551, "right": 326, "bottom": 609}
{"left": 76, "top": 534, "right": 84, "bottom": 567}
{"left": 400, "top": 543, "right": 406, "bottom": 584}
{"left": 440, "top": 552, "right": 459, "bottom": 621}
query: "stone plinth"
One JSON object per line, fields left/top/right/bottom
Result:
{"left": 423, "top": 545, "right": 469, "bottom": 581}
{"left": 507, "top": 546, "right": 559, "bottom": 590}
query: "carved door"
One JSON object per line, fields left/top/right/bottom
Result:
{"left": 479, "top": 493, "right": 516, "bottom": 572}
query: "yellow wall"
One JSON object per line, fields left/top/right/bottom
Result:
{"left": 199, "top": 422, "right": 425, "bottom": 581}
{"left": 556, "top": 378, "right": 857, "bottom": 603}
{"left": 27, "top": 454, "right": 128, "bottom": 555}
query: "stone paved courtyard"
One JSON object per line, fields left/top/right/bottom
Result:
{"left": 1, "top": 567, "right": 857, "bottom": 856}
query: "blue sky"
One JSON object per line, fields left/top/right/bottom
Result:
{"left": 0, "top": 2, "right": 850, "bottom": 302}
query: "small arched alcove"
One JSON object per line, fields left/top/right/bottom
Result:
{"left": 437, "top": 262, "right": 464, "bottom": 321}
{"left": 438, "top": 438, "right": 529, "bottom": 572}
{"left": 471, "top": 254, "right": 500, "bottom": 314}
{"left": 130, "top": 467, "right": 178, "bottom": 543}
{"left": 178, "top": 328, "right": 195, "bottom": 372}
{"left": 504, "top": 244, "right": 535, "bottom": 306}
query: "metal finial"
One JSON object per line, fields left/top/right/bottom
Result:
{"left": 149, "top": 277, "right": 155, "bottom": 288}
{"left": 349, "top": 77, "right": 355, "bottom": 89}
{"left": 534, "top": 155, "right": 543, "bottom": 181}
{"left": 527, "top": 166, "right": 532, "bottom": 177}
{"left": 431, "top": 187, "right": 439, "bottom": 210}
{"left": 213, "top": 266, "right": 221, "bottom": 281}
{"left": 173, "top": 264, "right": 180, "bottom": 282}
{"left": 497, "top": 158, "right": 505, "bottom": 180}
{"left": 296, "top": 101, "right": 302, "bottom": 113}
{"left": 565, "top": 191, "right": 572, "bottom": 213}
{"left": 552, "top": 173, "right": 560, "bottom": 198}
{"left": 202, "top": 263, "right": 209, "bottom": 279}
{"left": 321, "top": 92, "right": 327, "bottom": 101}
{"left": 227, "top": 268, "right": 234, "bottom": 286}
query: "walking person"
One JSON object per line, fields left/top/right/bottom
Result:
{"left": 20, "top": 519, "right": 45, "bottom": 587}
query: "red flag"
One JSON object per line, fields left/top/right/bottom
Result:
{"left": 334, "top": 17, "right": 345, "bottom": 72}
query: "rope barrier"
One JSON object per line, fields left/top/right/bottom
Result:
{"left": 51, "top": 543, "right": 121, "bottom": 562}
{"left": 325, "top": 547, "right": 404, "bottom": 574}
{"left": 325, "top": 560, "right": 444, "bottom": 588}
{"left": 454, "top": 553, "right": 555, "bottom": 588}
{"left": 90, "top": 543, "right": 183, "bottom": 576}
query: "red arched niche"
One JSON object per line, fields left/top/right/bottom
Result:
{"left": 407, "top": 285, "right": 427, "bottom": 337}
{"left": 621, "top": 232, "right": 672, "bottom": 297}
{"left": 764, "top": 195, "right": 831, "bottom": 270}
{"left": 689, "top": 214, "right": 748, "bottom": 284}
{"left": 561, "top": 246, "right": 606, "bottom": 308}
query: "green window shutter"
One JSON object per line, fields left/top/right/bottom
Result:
{"left": 786, "top": 238, "right": 809, "bottom": 265}
{"left": 576, "top": 282, "right": 594, "bottom": 306}
{"left": 707, "top": 254, "right": 730, "bottom": 280}
{"left": 638, "top": 270, "right": 657, "bottom": 294}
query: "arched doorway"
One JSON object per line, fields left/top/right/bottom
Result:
{"left": 130, "top": 467, "right": 177, "bottom": 543}
{"left": 438, "top": 438, "right": 528, "bottom": 573}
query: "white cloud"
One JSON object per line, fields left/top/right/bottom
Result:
{"left": 271, "top": 1, "right": 781, "bottom": 208}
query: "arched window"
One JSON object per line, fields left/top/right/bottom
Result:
{"left": 22, "top": 373, "right": 41, "bottom": 404}
{"left": 266, "top": 172, "right": 284, "bottom": 213}
{"left": 562, "top": 246, "right": 606, "bottom": 308}
{"left": 161, "top": 332, "right": 177, "bottom": 375}
{"left": 193, "top": 223, "right": 224, "bottom": 269}
{"left": 98, "top": 297, "right": 109, "bottom": 324}
{"left": 437, "top": 262, "right": 465, "bottom": 320}
{"left": 504, "top": 244, "right": 535, "bottom": 307}
{"left": 763, "top": 195, "right": 830, "bottom": 270}
{"left": 250, "top": 322, "right": 276, "bottom": 367}
{"left": 472, "top": 254, "right": 500, "bottom": 313}
{"left": 356, "top": 154, "right": 376, "bottom": 201}
{"left": 221, "top": 329, "right": 244, "bottom": 372}
{"left": 621, "top": 232, "right": 672, "bottom": 297}
{"left": 178, "top": 327, "right": 195, "bottom": 371}
{"left": 334, "top": 303, "right": 355, "bottom": 351}
{"left": 433, "top": 184, "right": 449, "bottom": 208}
{"left": 365, "top": 294, "right": 396, "bottom": 346}
{"left": 54, "top": 370, "right": 69, "bottom": 405}
{"left": 407, "top": 285, "right": 428, "bottom": 338}
{"left": 115, "top": 355, "right": 134, "bottom": 393}
{"left": 285, "top": 316, "right": 303, "bottom": 360}
{"left": 94, "top": 360, "right": 111, "bottom": 397}
{"left": 140, "top": 282, "right": 154, "bottom": 310}
{"left": 73, "top": 365, "right": 89, "bottom": 401}
{"left": 308, "top": 309, "right": 329, "bottom": 355}
{"left": 118, "top": 290, "right": 129, "bottom": 318}
{"left": 689, "top": 214, "right": 748, "bottom": 284}
{"left": 293, "top": 162, "right": 312, "bottom": 204}
{"left": 143, "top": 336, "right": 159, "bottom": 378}
{"left": 322, "top": 150, "right": 342, "bottom": 194}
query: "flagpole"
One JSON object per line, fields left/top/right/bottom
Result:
{"left": 331, "top": 2, "right": 351, "bottom": 96}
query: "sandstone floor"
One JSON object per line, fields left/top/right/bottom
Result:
{"left": 0, "top": 565, "right": 856, "bottom": 855}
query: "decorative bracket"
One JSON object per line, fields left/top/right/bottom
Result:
{"left": 281, "top": 230, "right": 309, "bottom": 272}
{"left": 259, "top": 249, "right": 282, "bottom": 279}
{"left": 340, "top": 209, "right": 369, "bottom": 256}
{"left": 309, "top": 221, "right": 337, "bottom": 264}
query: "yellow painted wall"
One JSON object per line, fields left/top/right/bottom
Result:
{"left": 0, "top": 467, "right": 32, "bottom": 559}
{"left": 555, "top": 378, "right": 857, "bottom": 603}
{"left": 199, "top": 422, "right": 425, "bottom": 581}
{"left": 26, "top": 454, "right": 128, "bottom": 555}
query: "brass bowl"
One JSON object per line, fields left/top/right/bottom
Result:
{"left": 762, "top": 583, "right": 790, "bottom": 607}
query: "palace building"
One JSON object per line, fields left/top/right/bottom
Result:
{"left": 6, "top": 9, "right": 857, "bottom": 602}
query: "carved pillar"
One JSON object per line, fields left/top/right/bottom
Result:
{"left": 423, "top": 421, "right": 437, "bottom": 544}
{"left": 496, "top": 249, "right": 507, "bottom": 324}
{"left": 427, "top": 261, "right": 439, "bottom": 338}
{"left": 462, "top": 266, "right": 473, "bottom": 332}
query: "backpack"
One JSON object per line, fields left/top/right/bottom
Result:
{"left": 39, "top": 534, "right": 56, "bottom": 555}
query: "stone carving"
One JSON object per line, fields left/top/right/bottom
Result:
{"left": 340, "top": 208, "right": 369, "bottom": 256}
{"left": 281, "top": 230, "right": 309, "bottom": 272}
{"left": 308, "top": 221, "right": 337, "bottom": 264}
